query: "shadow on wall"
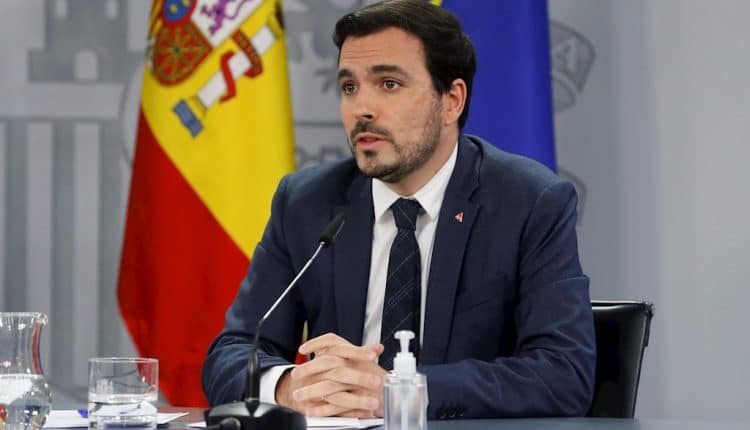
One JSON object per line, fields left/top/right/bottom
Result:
{"left": 549, "top": 0, "right": 664, "bottom": 418}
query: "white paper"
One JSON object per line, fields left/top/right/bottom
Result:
{"left": 158, "top": 413, "right": 190, "bottom": 425}
{"left": 307, "top": 417, "right": 383, "bottom": 429}
{"left": 44, "top": 410, "right": 189, "bottom": 428}
{"left": 44, "top": 411, "right": 87, "bottom": 429}
{"left": 188, "top": 417, "right": 383, "bottom": 429}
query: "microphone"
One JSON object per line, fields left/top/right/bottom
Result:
{"left": 204, "top": 417, "right": 240, "bottom": 430}
{"left": 319, "top": 212, "right": 345, "bottom": 248}
{"left": 206, "top": 213, "right": 346, "bottom": 430}
{"left": 246, "top": 212, "right": 345, "bottom": 398}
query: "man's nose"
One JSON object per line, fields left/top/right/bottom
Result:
{"left": 351, "top": 90, "right": 377, "bottom": 122}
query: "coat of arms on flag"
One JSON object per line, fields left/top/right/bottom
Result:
{"left": 145, "top": 0, "right": 285, "bottom": 137}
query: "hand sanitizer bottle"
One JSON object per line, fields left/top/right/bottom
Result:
{"left": 384, "top": 330, "right": 428, "bottom": 430}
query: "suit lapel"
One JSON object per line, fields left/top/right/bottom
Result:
{"left": 421, "top": 137, "right": 481, "bottom": 364}
{"left": 333, "top": 174, "right": 374, "bottom": 346}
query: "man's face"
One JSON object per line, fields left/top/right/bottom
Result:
{"left": 338, "top": 27, "right": 445, "bottom": 184}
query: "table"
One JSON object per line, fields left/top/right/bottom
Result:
{"left": 425, "top": 418, "right": 750, "bottom": 430}
{"left": 165, "top": 408, "right": 750, "bottom": 430}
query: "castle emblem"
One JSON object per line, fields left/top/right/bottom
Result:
{"left": 549, "top": 20, "right": 596, "bottom": 113}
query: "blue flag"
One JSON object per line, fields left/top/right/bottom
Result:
{"left": 439, "top": 1, "right": 557, "bottom": 171}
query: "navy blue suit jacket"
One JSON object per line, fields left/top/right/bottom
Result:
{"left": 202, "top": 135, "right": 596, "bottom": 418}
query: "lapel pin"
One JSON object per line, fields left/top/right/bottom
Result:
{"left": 454, "top": 212, "right": 464, "bottom": 223}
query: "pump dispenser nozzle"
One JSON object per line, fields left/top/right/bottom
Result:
{"left": 395, "top": 330, "right": 414, "bottom": 353}
{"left": 393, "top": 330, "right": 416, "bottom": 377}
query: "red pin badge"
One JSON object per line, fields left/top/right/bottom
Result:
{"left": 454, "top": 212, "right": 464, "bottom": 223}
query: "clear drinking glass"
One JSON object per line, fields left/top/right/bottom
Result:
{"left": 0, "top": 312, "right": 52, "bottom": 430}
{"left": 88, "top": 358, "right": 158, "bottom": 429}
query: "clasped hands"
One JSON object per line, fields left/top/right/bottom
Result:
{"left": 276, "top": 333, "right": 387, "bottom": 417}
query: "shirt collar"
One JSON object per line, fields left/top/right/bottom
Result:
{"left": 372, "top": 141, "right": 458, "bottom": 222}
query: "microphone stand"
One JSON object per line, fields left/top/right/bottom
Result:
{"left": 205, "top": 214, "right": 345, "bottom": 430}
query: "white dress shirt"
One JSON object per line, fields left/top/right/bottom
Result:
{"left": 260, "top": 142, "right": 458, "bottom": 403}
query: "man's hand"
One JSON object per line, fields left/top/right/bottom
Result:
{"left": 275, "top": 333, "right": 387, "bottom": 417}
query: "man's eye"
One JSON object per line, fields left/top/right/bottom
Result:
{"left": 383, "top": 80, "right": 401, "bottom": 90}
{"left": 341, "top": 82, "right": 356, "bottom": 94}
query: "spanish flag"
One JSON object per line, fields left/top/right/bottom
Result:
{"left": 118, "top": 0, "right": 295, "bottom": 406}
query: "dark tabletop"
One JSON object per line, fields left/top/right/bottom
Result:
{"left": 163, "top": 408, "right": 748, "bottom": 430}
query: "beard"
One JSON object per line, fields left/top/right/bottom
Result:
{"left": 348, "top": 98, "right": 443, "bottom": 184}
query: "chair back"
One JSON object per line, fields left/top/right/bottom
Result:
{"left": 587, "top": 300, "right": 654, "bottom": 418}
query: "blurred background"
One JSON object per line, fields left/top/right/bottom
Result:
{"left": 1, "top": 0, "right": 749, "bottom": 419}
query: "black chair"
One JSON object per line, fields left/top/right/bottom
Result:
{"left": 587, "top": 300, "right": 654, "bottom": 418}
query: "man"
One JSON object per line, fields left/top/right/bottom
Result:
{"left": 202, "top": 0, "right": 595, "bottom": 419}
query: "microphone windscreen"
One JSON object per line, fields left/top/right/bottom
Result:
{"left": 319, "top": 213, "right": 345, "bottom": 247}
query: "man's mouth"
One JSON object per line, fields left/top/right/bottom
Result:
{"left": 354, "top": 133, "right": 388, "bottom": 149}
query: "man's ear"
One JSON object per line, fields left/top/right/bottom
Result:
{"left": 442, "top": 78, "right": 468, "bottom": 126}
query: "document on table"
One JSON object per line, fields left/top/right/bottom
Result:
{"left": 306, "top": 417, "right": 383, "bottom": 429}
{"left": 188, "top": 417, "right": 383, "bottom": 429}
{"left": 44, "top": 410, "right": 189, "bottom": 428}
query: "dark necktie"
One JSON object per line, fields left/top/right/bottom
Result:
{"left": 379, "top": 198, "right": 422, "bottom": 370}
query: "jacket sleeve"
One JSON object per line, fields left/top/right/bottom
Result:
{"left": 420, "top": 181, "right": 596, "bottom": 418}
{"left": 201, "top": 175, "right": 306, "bottom": 405}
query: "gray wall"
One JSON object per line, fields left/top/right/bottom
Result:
{"left": 0, "top": 0, "right": 142, "bottom": 402}
{"left": 551, "top": 0, "right": 750, "bottom": 419}
{"left": 2, "top": 0, "right": 749, "bottom": 419}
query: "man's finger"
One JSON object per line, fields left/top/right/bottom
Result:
{"left": 319, "top": 344, "right": 377, "bottom": 362}
{"left": 291, "top": 379, "right": 351, "bottom": 403}
{"left": 367, "top": 343, "right": 385, "bottom": 356}
{"left": 324, "top": 390, "right": 379, "bottom": 412}
{"left": 291, "top": 354, "right": 346, "bottom": 381}
{"left": 349, "top": 387, "right": 384, "bottom": 417}
{"left": 305, "top": 403, "right": 375, "bottom": 418}
{"left": 299, "top": 332, "right": 347, "bottom": 355}
{"left": 322, "top": 366, "right": 382, "bottom": 390}
{"left": 348, "top": 358, "right": 389, "bottom": 380}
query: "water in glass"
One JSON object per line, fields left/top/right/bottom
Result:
{"left": 88, "top": 358, "right": 158, "bottom": 429}
{"left": 88, "top": 393, "right": 158, "bottom": 429}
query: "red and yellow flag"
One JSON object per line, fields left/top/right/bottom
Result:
{"left": 118, "top": 0, "right": 295, "bottom": 406}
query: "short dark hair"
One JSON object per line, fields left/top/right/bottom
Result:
{"left": 332, "top": 0, "right": 476, "bottom": 129}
